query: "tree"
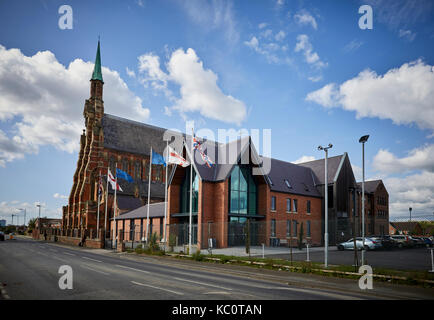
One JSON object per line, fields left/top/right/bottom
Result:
{"left": 298, "top": 222, "right": 304, "bottom": 250}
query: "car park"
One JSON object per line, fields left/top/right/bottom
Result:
{"left": 390, "top": 235, "right": 414, "bottom": 248}
{"left": 371, "top": 235, "right": 396, "bottom": 250}
{"left": 337, "top": 237, "right": 382, "bottom": 251}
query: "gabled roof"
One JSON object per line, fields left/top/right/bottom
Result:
{"left": 297, "top": 154, "right": 345, "bottom": 185}
{"left": 102, "top": 113, "right": 184, "bottom": 156}
{"left": 265, "top": 158, "right": 321, "bottom": 197}
{"left": 356, "top": 180, "right": 382, "bottom": 194}
{"left": 114, "top": 202, "right": 166, "bottom": 220}
{"left": 117, "top": 195, "right": 143, "bottom": 211}
{"left": 390, "top": 222, "right": 420, "bottom": 232}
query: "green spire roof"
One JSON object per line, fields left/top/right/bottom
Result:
{"left": 91, "top": 40, "right": 103, "bottom": 82}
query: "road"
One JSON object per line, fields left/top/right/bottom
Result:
{"left": 0, "top": 237, "right": 433, "bottom": 300}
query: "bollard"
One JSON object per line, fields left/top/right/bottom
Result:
{"left": 306, "top": 243, "right": 310, "bottom": 262}
{"left": 430, "top": 249, "right": 434, "bottom": 273}
{"left": 262, "top": 243, "right": 265, "bottom": 259}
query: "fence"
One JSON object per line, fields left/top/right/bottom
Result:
{"left": 390, "top": 215, "right": 434, "bottom": 222}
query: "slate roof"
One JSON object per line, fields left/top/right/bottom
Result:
{"left": 356, "top": 180, "right": 382, "bottom": 194}
{"left": 117, "top": 195, "right": 143, "bottom": 211}
{"left": 102, "top": 113, "right": 184, "bottom": 156}
{"left": 265, "top": 158, "right": 321, "bottom": 197}
{"left": 390, "top": 222, "right": 419, "bottom": 232}
{"left": 114, "top": 202, "right": 166, "bottom": 220}
{"left": 101, "top": 113, "right": 334, "bottom": 198}
{"left": 297, "top": 154, "right": 345, "bottom": 185}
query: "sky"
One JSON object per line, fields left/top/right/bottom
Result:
{"left": 0, "top": 0, "right": 433, "bottom": 224}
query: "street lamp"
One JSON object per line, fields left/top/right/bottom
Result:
{"left": 318, "top": 143, "right": 333, "bottom": 268}
{"left": 409, "top": 207, "right": 412, "bottom": 222}
{"left": 359, "top": 134, "right": 369, "bottom": 265}
{"left": 36, "top": 203, "right": 43, "bottom": 228}
{"left": 18, "top": 208, "right": 26, "bottom": 227}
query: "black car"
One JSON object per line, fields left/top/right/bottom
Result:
{"left": 0, "top": 231, "right": 4, "bottom": 241}
{"left": 373, "top": 235, "right": 396, "bottom": 250}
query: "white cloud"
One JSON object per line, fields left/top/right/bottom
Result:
{"left": 126, "top": 67, "right": 136, "bottom": 78}
{"left": 294, "top": 10, "right": 318, "bottom": 30}
{"left": 294, "top": 34, "right": 327, "bottom": 69}
{"left": 385, "top": 171, "right": 434, "bottom": 218}
{"left": 343, "top": 39, "right": 364, "bottom": 53}
{"left": 373, "top": 144, "right": 434, "bottom": 174}
{"left": 138, "top": 48, "right": 247, "bottom": 125}
{"left": 292, "top": 155, "right": 315, "bottom": 164}
{"left": 258, "top": 22, "right": 268, "bottom": 29}
{"left": 398, "top": 29, "right": 416, "bottom": 42}
{"left": 351, "top": 164, "right": 363, "bottom": 181}
{"left": 305, "top": 60, "right": 434, "bottom": 131}
{"left": 0, "top": 44, "right": 150, "bottom": 166}
{"left": 53, "top": 193, "right": 68, "bottom": 199}
{"left": 275, "top": 30, "right": 286, "bottom": 41}
{"left": 244, "top": 35, "right": 293, "bottom": 66}
{"left": 308, "top": 75, "right": 323, "bottom": 82}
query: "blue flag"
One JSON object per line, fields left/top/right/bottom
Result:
{"left": 152, "top": 150, "right": 166, "bottom": 166}
{"left": 116, "top": 168, "right": 134, "bottom": 183}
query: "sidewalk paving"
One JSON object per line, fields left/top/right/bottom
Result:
{"left": 200, "top": 245, "right": 336, "bottom": 257}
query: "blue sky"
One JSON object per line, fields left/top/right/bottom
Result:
{"left": 0, "top": 0, "right": 433, "bottom": 223}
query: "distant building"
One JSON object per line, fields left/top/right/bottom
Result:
{"left": 0, "top": 219, "right": 6, "bottom": 227}
{"left": 36, "top": 218, "right": 62, "bottom": 229}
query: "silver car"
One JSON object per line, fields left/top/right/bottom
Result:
{"left": 337, "top": 237, "right": 382, "bottom": 251}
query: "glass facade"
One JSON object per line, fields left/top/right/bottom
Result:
{"left": 229, "top": 166, "right": 257, "bottom": 215}
{"left": 180, "top": 168, "right": 199, "bottom": 213}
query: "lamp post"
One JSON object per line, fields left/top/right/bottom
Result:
{"left": 36, "top": 203, "right": 42, "bottom": 229}
{"left": 359, "top": 134, "right": 369, "bottom": 265}
{"left": 18, "top": 208, "right": 26, "bottom": 227}
{"left": 409, "top": 207, "right": 412, "bottom": 222}
{"left": 318, "top": 143, "right": 333, "bottom": 268}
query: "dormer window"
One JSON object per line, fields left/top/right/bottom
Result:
{"left": 284, "top": 179, "right": 292, "bottom": 189}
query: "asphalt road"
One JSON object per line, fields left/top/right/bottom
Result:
{"left": 267, "top": 247, "right": 434, "bottom": 271}
{"left": 0, "top": 238, "right": 433, "bottom": 300}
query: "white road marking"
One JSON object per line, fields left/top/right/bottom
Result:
{"left": 173, "top": 277, "right": 233, "bottom": 291}
{"left": 203, "top": 291, "right": 232, "bottom": 295}
{"left": 81, "top": 256, "right": 102, "bottom": 263}
{"left": 80, "top": 264, "right": 110, "bottom": 275}
{"left": 115, "top": 264, "right": 150, "bottom": 274}
{"left": 131, "top": 281, "right": 184, "bottom": 296}
{"left": 63, "top": 252, "right": 76, "bottom": 256}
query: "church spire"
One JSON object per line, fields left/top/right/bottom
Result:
{"left": 91, "top": 40, "right": 103, "bottom": 82}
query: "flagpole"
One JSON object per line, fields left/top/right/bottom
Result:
{"left": 145, "top": 147, "right": 152, "bottom": 243}
{"left": 96, "top": 170, "right": 101, "bottom": 237}
{"left": 112, "top": 162, "right": 118, "bottom": 248}
{"left": 104, "top": 166, "right": 109, "bottom": 240}
{"left": 163, "top": 140, "right": 169, "bottom": 248}
{"left": 189, "top": 128, "right": 193, "bottom": 255}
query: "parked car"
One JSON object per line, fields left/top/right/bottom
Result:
{"left": 371, "top": 235, "right": 396, "bottom": 250}
{"left": 0, "top": 231, "right": 4, "bottom": 241}
{"left": 337, "top": 237, "right": 382, "bottom": 251}
{"left": 418, "top": 237, "right": 433, "bottom": 248}
{"left": 390, "top": 235, "right": 413, "bottom": 248}
{"left": 410, "top": 236, "right": 426, "bottom": 247}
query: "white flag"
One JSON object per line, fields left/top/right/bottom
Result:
{"left": 167, "top": 146, "right": 190, "bottom": 167}
{"left": 108, "top": 169, "right": 123, "bottom": 192}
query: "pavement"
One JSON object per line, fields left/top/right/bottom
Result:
{"left": 202, "top": 245, "right": 434, "bottom": 271}
{"left": 0, "top": 237, "right": 433, "bottom": 300}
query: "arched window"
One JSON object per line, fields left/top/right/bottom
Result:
{"left": 229, "top": 165, "right": 256, "bottom": 214}
{"left": 109, "top": 156, "right": 116, "bottom": 174}
{"left": 122, "top": 158, "right": 128, "bottom": 173}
